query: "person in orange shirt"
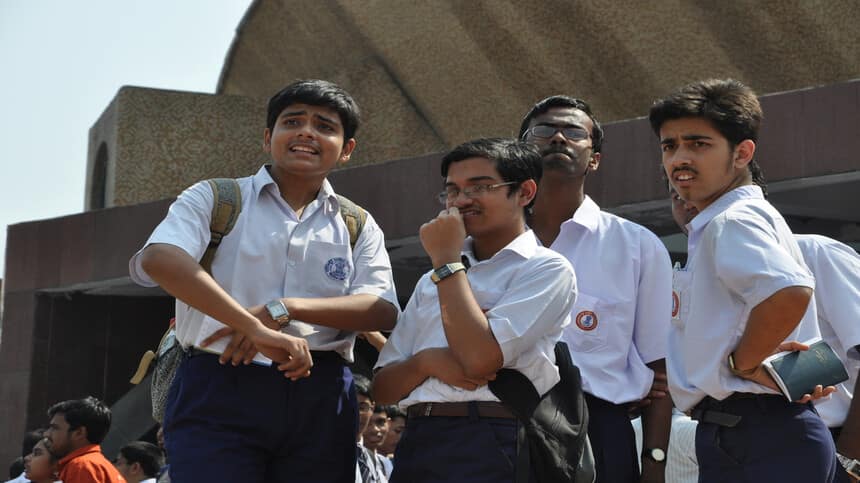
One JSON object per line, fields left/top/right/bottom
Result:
{"left": 44, "top": 396, "right": 125, "bottom": 483}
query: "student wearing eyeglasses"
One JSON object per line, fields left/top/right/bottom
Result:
{"left": 521, "top": 96, "right": 674, "bottom": 483}
{"left": 372, "top": 138, "right": 576, "bottom": 482}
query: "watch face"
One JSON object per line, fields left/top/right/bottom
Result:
{"left": 650, "top": 448, "right": 666, "bottom": 462}
{"left": 267, "top": 301, "right": 288, "bottom": 319}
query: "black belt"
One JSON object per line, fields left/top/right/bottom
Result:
{"left": 407, "top": 401, "right": 516, "bottom": 419}
{"left": 691, "top": 392, "right": 786, "bottom": 427}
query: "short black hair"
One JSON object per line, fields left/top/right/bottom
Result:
{"left": 119, "top": 441, "right": 164, "bottom": 478}
{"left": 354, "top": 374, "right": 372, "bottom": 399}
{"left": 518, "top": 95, "right": 604, "bottom": 154}
{"left": 440, "top": 137, "right": 542, "bottom": 210}
{"left": 21, "top": 428, "right": 45, "bottom": 458}
{"left": 384, "top": 405, "right": 405, "bottom": 420}
{"left": 47, "top": 396, "right": 111, "bottom": 444}
{"left": 648, "top": 78, "right": 767, "bottom": 195}
{"left": 266, "top": 79, "right": 361, "bottom": 141}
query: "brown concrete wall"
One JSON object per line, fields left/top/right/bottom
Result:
{"left": 86, "top": 87, "right": 268, "bottom": 208}
{"left": 218, "top": 0, "right": 860, "bottom": 167}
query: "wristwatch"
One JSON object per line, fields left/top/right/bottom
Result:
{"left": 265, "top": 300, "right": 291, "bottom": 328}
{"left": 837, "top": 453, "right": 860, "bottom": 478}
{"left": 430, "top": 262, "right": 467, "bottom": 284}
{"left": 643, "top": 447, "right": 666, "bottom": 463}
{"left": 727, "top": 352, "right": 758, "bottom": 377}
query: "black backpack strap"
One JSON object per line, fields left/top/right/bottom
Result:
{"left": 200, "top": 178, "right": 242, "bottom": 273}
{"left": 335, "top": 194, "right": 367, "bottom": 249}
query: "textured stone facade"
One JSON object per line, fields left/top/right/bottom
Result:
{"left": 86, "top": 87, "right": 267, "bottom": 208}
{"left": 217, "top": 0, "right": 860, "bottom": 166}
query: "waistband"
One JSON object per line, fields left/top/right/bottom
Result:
{"left": 407, "top": 401, "right": 516, "bottom": 420}
{"left": 691, "top": 392, "right": 788, "bottom": 427}
{"left": 186, "top": 347, "right": 344, "bottom": 363}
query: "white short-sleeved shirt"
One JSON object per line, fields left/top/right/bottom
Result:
{"left": 548, "top": 196, "right": 672, "bottom": 403}
{"left": 796, "top": 234, "right": 860, "bottom": 427}
{"left": 129, "top": 165, "right": 398, "bottom": 363}
{"left": 668, "top": 185, "right": 819, "bottom": 411}
{"left": 374, "top": 230, "right": 576, "bottom": 409}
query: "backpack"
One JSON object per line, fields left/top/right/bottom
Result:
{"left": 488, "top": 341, "right": 594, "bottom": 483}
{"left": 130, "top": 178, "right": 367, "bottom": 424}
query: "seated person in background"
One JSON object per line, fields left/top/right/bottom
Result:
{"left": 7, "top": 429, "right": 45, "bottom": 483}
{"left": 373, "top": 138, "right": 577, "bottom": 483}
{"left": 23, "top": 438, "right": 59, "bottom": 483}
{"left": 44, "top": 396, "right": 125, "bottom": 483}
{"left": 355, "top": 375, "right": 388, "bottom": 483}
{"left": 378, "top": 406, "right": 406, "bottom": 458}
{"left": 115, "top": 442, "right": 164, "bottom": 483}
{"left": 362, "top": 406, "right": 391, "bottom": 480}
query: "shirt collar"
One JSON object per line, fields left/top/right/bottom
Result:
{"left": 253, "top": 165, "right": 338, "bottom": 211}
{"left": 564, "top": 195, "right": 600, "bottom": 233}
{"left": 57, "top": 444, "right": 101, "bottom": 468}
{"left": 688, "top": 184, "right": 763, "bottom": 236}
{"left": 460, "top": 229, "right": 538, "bottom": 266}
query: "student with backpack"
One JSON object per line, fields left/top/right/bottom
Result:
{"left": 129, "top": 79, "right": 399, "bottom": 483}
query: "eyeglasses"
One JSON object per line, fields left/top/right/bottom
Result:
{"left": 525, "top": 125, "right": 590, "bottom": 141}
{"left": 358, "top": 402, "right": 373, "bottom": 413}
{"left": 437, "top": 182, "right": 517, "bottom": 205}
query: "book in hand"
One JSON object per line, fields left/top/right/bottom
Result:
{"left": 763, "top": 338, "right": 849, "bottom": 402}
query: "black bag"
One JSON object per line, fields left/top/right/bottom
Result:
{"left": 489, "top": 341, "right": 593, "bottom": 483}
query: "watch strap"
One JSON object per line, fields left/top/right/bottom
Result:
{"left": 728, "top": 352, "right": 758, "bottom": 377}
{"left": 430, "top": 262, "right": 467, "bottom": 284}
{"left": 265, "top": 300, "right": 291, "bottom": 327}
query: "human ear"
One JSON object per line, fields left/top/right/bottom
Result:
{"left": 733, "top": 139, "right": 755, "bottom": 168}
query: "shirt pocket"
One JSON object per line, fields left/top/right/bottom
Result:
{"left": 566, "top": 292, "right": 615, "bottom": 353}
{"left": 301, "top": 240, "right": 352, "bottom": 297}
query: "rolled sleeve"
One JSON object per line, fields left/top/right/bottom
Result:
{"left": 488, "top": 257, "right": 576, "bottom": 366}
{"left": 348, "top": 213, "right": 399, "bottom": 308}
{"left": 128, "top": 181, "right": 214, "bottom": 286}
{"left": 714, "top": 215, "right": 814, "bottom": 310}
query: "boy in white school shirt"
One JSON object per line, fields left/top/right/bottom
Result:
{"left": 651, "top": 78, "right": 839, "bottom": 482}
{"left": 372, "top": 138, "right": 576, "bottom": 483}
{"left": 129, "top": 80, "right": 398, "bottom": 483}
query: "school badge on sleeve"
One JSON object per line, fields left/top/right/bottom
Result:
{"left": 325, "top": 257, "right": 351, "bottom": 281}
{"left": 575, "top": 311, "right": 598, "bottom": 331}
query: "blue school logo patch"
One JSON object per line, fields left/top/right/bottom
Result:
{"left": 325, "top": 257, "right": 350, "bottom": 281}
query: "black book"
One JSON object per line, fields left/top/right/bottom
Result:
{"left": 763, "top": 338, "right": 849, "bottom": 402}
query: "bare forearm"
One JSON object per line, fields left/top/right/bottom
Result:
{"left": 733, "top": 286, "right": 813, "bottom": 370}
{"left": 642, "top": 360, "right": 673, "bottom": 454}
{"left": 283, "top": 294, "right": 397, "bottom": 331}
{"left": 436, "top": 272, "right": 503, "bottom": 378}
{"left": 362, "top": 331, "right": 388, "bottom": 351}
{"left": 140, "top": 243, "right": 263, "bottom": 335}
{"left": 372, "top": 354, "right": 429, "bottom": 405}
{"left": 837, "top": 371, "right": 860, "bottom": 459}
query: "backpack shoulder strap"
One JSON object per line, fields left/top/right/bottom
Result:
{"left": 335, "top": 194, "right": 367, "bottom": 249}
{"left": 200, "top": 178, "right": 242, "bottom": 273}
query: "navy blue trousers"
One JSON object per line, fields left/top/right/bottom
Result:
{"left": 163, "top": 351, "right": 357, "bottom": 483}
{"left": 391, "top": 403, "right": 533, "bottom": 483}
{"left": 585, "top": 393, "right": 638, "bottom": 483}
{"left": 695, "top": 395, "right": 839, "bottom": 482}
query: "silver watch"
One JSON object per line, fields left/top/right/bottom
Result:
{"left": 265, "top": 300, "right": 290, "bottom": 328}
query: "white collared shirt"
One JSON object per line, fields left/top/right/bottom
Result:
{"left": 796, "top": 234, "right": 860, "bottom": 427}
{"left": 375, "top": 230, "right": 576, "bottom": 408}
{"left": 547, "top": 196, "right": 672, "bottom": 403}
{"left": 129, "top": 166, "right": 398, "bottom": 363}
{"left": 668, "top": 185, "right": 819, "bottom": 411}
